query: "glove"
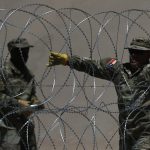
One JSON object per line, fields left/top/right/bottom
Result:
{"left": 18, "top": 99, "right": 33, "bottom": 117}
{"left": 18, "top": 99, "right": 30, "bottom": 107}
{"left": 47, "top": 51, "right": 69, "bottom": 66}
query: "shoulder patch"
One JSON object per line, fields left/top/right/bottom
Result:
{"left": 107, "top": 58, "right": 117, "bottom": 66}
{"left": 108, "top": 58, "right": 117, "bottom": 65}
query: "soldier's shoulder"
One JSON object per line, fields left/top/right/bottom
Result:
{"left": 101, "top": 57, "right": 118, "bottom": 66}
{"left": 1, "top": 62, "right": 12, "bottom": 76}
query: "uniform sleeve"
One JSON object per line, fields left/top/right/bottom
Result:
{"left": 0, "top": 79, "right": 19, "bottom": 106}
{"left": 17, "top": 79, "right": 44, "bottom": 109}
{"left": 143, "top": 64, "right": 150, "bottom": 81}
{"left": 68, "top": 56, "right": 120, "bottom": 81}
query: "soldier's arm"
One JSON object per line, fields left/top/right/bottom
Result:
{"left": 67, "top": 56, "right": 119, "bottom": 81}
{"left": 0, "top": 83, "right": 35, "bottom": 110}
{"left": 0, "top": 80, "right": 19, "bottom": 107}
{"left": 143, "top": 64, "right": 150, "bottom": 81}
{"left": 17, "top": 95, "right": 44, "bottom": 117}
{"left": 48, "top": 51, "right": 120, "bottom": 81}
{"left": 17, "top": 79, "right": 44, "bottom": 110}
{"left": 0, "top": 92, "right": 19, "bottom": 107}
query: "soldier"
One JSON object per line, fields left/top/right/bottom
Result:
{"left": 0, "top": 38, "right": 44, "bottom": 150}
{"left": 47, "top": 38, "right": 150, "bottom": 150}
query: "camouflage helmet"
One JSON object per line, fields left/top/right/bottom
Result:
{"left": 125, "top": 37, "right": 150, "bottom": 51}
{"left": 7, "top": 38, "right": 33, "bottom": 51}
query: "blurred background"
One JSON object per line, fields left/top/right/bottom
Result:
{"left": 0, "top": 0, "right": 150, "bottom": 150}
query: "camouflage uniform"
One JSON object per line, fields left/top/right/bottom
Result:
{"left": 67, "top": 53, "right": 150, "bottom": 149}
{"left": 0, "top": 61, "right": 41, "bottom": 149}
{"left": 0, "top": 39, "right": 44, "bottom": 150}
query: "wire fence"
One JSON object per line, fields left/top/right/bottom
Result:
{"left": 0, "top": 4, "right": 150, "bottom": 150}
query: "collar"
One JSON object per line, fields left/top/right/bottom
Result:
{"left": 123, "top": 63, "right": 143, "bottom": 78}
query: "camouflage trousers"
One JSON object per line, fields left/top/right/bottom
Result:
{"left": 119, "top": 106, "right": 150, "bottom": 150}
{"left": 0, "top": 119, "right": 37, "bottom": 150}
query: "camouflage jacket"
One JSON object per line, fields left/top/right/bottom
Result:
{"left": 68, "top": 56, "right": 150, "bottom": 114}
{"left": 68, "top": 56, "right": 150, "bottom": 148}
{"left": 0, "top": 61, "right": 42, "bottom": 112}
{"left": 0, "top": 61, "right": 41, "bottom": 149}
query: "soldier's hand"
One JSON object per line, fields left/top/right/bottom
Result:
{"left": 47, "top": 51, "right": 69, "bottom": 66}
{"left": 18, "top": 99, "right": 30, "bottom": 107}
{"left": 18, "top": 99, "right": 33, "bottom": 117}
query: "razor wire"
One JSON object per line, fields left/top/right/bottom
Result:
{"left": 0, "top": 4, "right": 150, "bottom": 150}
